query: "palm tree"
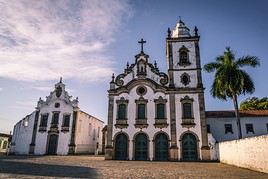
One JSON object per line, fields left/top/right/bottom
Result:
{"left": 204, "top": 47, "right": 260, "bottom": 139}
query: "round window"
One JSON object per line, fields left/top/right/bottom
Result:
{"left": 181, "top": 73, "right": 190, "bottom": 86}
{"left": 136, "top": 86, "right": 147, "bottom": 96}
{"left": 55, "top": 102, "right": 60, "bottom": 108}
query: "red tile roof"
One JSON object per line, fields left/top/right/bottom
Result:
{"left": 205, "top": 110, "right": 268, "bottom": 118}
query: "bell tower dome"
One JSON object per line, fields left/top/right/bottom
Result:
{"left": 166, "top": 19, "right": 203, "bottom": 89}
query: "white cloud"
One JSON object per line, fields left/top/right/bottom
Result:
{"left": 0, "top": 87, "right": 3, "bottom": 92}
{"left": 0, "top": 0, "right": 132, "bottom": 82}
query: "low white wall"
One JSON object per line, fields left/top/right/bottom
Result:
{"left": 219, "top": 135, "right": 268, "bottom": 173}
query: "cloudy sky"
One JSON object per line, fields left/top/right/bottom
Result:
{"left": 1, "top": 0, "right": 268, "bottom": 133}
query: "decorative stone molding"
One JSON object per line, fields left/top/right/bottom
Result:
{"left": 154, "top": 119, "right": 168, "bottom": 129}
{"left": 180, "top": 72, "right": 191, "bottom": 86}
{"left": 135, "top": 119, "right": 148, "bottom": 129}
{"left": 61, "top": 126, "right": 70, "bottom": 133}
{"left": 115, "top": 73, "right": 126, "bottom": 87}
{"left": 38, "top": 126, "right": 47, "bottom": 133}
{"left": 181, "top": 118, "right": 196, "bottom": 128}
{"left": 115, "top": 119, "right": 128, "bottom": 129}
{"left": 136, "top": 86, "right": 147, "bottom": 96}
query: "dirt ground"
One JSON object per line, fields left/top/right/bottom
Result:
{"left": 0, "top": 155, "right": 267, "bottom": 178}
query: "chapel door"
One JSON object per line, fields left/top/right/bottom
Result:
{"left": 114, "top": 134, "right": 128, "bottom": 160}
{"left": 135, "top": 133, "right": 148, "bottom": 160}
{"left": 155, "top": 133, "right": 168, "bottom": 161}
{"left": 182, "top": 133, "right": 198, "bottom": 161}
{"left": 47, "top": 134, "right": 58, "bottom": 155}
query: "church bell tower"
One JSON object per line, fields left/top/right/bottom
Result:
{"left": 166, "top": 19, "right": 211, "bottom": 160}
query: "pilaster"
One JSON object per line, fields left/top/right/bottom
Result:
{"left": 169, "top": 93, "right": 178, "bottom": 161}
{"left": 105, "top": 95, "right": 115, "bottom": 160}
{"left": 68, "top": 109, "right": 78, "bottom": 154}
{"left": 29, "top": 109, "right": 40, "bottom": 154}
{"left": 198, "top": 92, "right": 210, "bottom": 160}
{"left": 166, "top": 40, "right": 174, "bottom": 87}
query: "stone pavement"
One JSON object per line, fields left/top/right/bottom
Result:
{"left": 0, "top": 155, "right": 267, "bottom": 178}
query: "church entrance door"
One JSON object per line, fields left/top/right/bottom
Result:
{"left": 182, "top": 133, "right": 198, "bottom": 161}
{"left": 135, "top": 133, "right": 148, "bottom": 160}
{"left": 154, "top": 133, "right": 168, "bottom": 161}
{"left": 47, "top": 134, "right": 58, "bottom": 155}
{"left": 114, "top": 134, "right": 128, "bottom": 160}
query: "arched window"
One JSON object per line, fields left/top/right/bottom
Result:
{"left": 156, "top": 103, "right": 165, "bottom": 119}
{"left": 180, "top": 51, "right": 188, "bottom": 63}
{"left": 118, "top": 104, "right": 127, "bottom": 119}
{"left": 183, "top": 103, "right": 192, "bottom": 118}
{"left": 178, "top": 46, "right": 190, "bottom": 66}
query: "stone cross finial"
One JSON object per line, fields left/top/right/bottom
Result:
{"left": 167, "top": 28, "right": 171, "bottom": 38}
{"left": 194, "top": 26, "right": 199, "bottom": 36}
{"left": 138, "top": 38, "right": 146, "bottom": 52}
{"left": 111, "top": 73, "right": 115, "bottom": 83}
{"left": 60, "top": 77, "right": 62, "bottom": 83}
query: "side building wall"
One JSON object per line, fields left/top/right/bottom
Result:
{"left": 75, "top": 111, "right": 104, "bottom": 154}
{"left": 10, "top": 112, "right": 35, "bottom": 155}
{"left": 207, "top": 116, "right": 268, "bottom": 142}
{"left": 219, "top": 135, "right": 268, "bottom": 174}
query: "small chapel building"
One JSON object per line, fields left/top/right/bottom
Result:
{"left": 10, "top": 79, "right": 104, "bottom": 155}
{"left": 105, "top": 20, "right": 211, "bottom": 161}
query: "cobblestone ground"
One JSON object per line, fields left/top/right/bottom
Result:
{"left": 0, "top": 155, "right": 267, "bottom": 179}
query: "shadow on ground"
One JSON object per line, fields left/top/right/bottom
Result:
{"left": 0, "top": 156, "right": 98, "bottom": 178}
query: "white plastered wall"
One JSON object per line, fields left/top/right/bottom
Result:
{"left": 112, "top": 85, "right": 171, "bottom": 160}
{"left": 75, "top": 111, "right": 104, "bottom": 154}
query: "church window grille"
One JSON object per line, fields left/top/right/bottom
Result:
{"left": 207, "top": 124, "right": 211, "bottom": 133}
{"left": 51, "top": 112, "right": 60, "bottom": 126}
{"left": 2, "top": 141, "right": 7, "bottom": 149}
{"left": 183, "top": 103, "right": 192, "bottom": 118}
{"left": 154, "top": 96, "right": 167, "bottom": 120}
{"left": 118, "top": 104, "right": 127, "bottom": 120}
{"left": 156, "top": 103, "right": 165, "bottom": 119}
{"left": 224, "top": 124, "right": 233, "bottom": 134}
{"left": 62, "top": 115, "right": 70, "bottom": 127}
{"left": 40, "top": 114, "right": 48, "bottom": 127}
{"left": 138, "top": 104, "right": 146, "bottom": 119}
{"left": 135, "top": 97, "right": 148, "bottom": 121}
{"left": 180, "top": 96, "right": 194, "bottom": 119}
{"left": 246, "top": 124, "right": 254, "bottom": 134}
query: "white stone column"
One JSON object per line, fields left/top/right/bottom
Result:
{"left": 149, "top": 139, "right": 153, "bottom": 160}
{"left": 129, "top": 140, "right": 133, "bottom": 160}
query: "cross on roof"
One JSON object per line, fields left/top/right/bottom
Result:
{"left": 138, "top": 38, "right": 146, "bottom": 52}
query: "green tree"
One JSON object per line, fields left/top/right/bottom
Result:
{"left": 240, "top": 97, "right": 268, "bottom": 110}
{"left": 204, "top": 47, "right": 260, "bottom": 139}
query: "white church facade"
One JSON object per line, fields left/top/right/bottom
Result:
{"left": 10, "top": 79, "right": 104, "bottom": 155}
{"left": 105, "top": 20, "right": 211, "bottom": 161}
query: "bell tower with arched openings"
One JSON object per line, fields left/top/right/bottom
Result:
{"left": 166, "top": 18, "right": 210, "bottom": 160}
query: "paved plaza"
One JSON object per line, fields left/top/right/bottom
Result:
{"left": 0, "top": 155, "right": 267, "bottom": 178}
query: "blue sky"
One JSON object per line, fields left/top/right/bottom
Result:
{"left": 0, "top": 0, "right": 268, "bottom": 134}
